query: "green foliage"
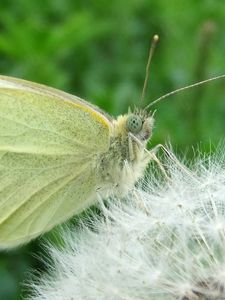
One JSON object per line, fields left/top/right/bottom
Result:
{"left": 0, "top": 1, "right": 225, "bottom": 299}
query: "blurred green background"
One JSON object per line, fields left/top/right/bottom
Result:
{"left": 0, "top": 0, "right": 225, "bottom": 299}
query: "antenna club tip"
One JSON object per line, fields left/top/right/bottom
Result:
{"left": 153, "top": 34, "right": 159, "bottom": 42}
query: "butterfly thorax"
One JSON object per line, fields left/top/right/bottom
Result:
{"left": 97, "top": 110, "right": 154, "bottom": 197}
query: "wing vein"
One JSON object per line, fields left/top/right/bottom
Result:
{"left": 0, "top": 113, "right": 80, "bottom": 145}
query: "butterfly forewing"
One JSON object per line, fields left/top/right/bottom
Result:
{"left": 0, "top": 79, "right": 111, "bottom": 248}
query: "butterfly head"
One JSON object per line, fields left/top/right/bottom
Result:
{"left": 125, "top": 109, "right": 154, "bottom": 143}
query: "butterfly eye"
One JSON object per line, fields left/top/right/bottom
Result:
{"left": 126, "top": 115, "right": 143, "bottom": 133}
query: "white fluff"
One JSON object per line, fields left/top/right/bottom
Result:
{"left": 28, "top": 147, "right": 225, "bottom": 300}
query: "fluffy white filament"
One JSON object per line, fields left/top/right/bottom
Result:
{"left": 28, "top": 148, "right": 225, "bottom": 300}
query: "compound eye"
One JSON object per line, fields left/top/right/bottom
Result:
{"left": 126, "top": 115, "right": 142, "bottom": 133}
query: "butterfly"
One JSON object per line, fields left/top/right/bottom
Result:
{"left": 0, "top": 73, "right": 157, "bottom": 249}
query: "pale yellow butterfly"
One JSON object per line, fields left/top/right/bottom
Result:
{"left": 0, "top": 74, "right": 155, "bottom": 249}
{"left": 0, "top": 36, "right": 225, "bottom": 249}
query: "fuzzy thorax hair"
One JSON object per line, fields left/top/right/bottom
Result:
{"left": 97, "top": 111, "right": 154, "bottom": 197}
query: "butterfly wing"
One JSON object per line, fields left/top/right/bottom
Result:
{"left": 0, "top": 77, "right": 111, "bottom": 248}
{"left": 0, "top": 75, "right": 112, "bottom": 120}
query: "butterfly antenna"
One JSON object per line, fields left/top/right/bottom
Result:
{"left": 145, "top": 74, "right": 225, "bottom": 109}
{"left": 140, "top": 34, "right": 159, "bottom": 103}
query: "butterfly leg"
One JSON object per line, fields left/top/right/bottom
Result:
{"left": 149, "top": 144, "right": 199, "bottom": 182}
{"left": 146, "top": 145, "right": 170, "bottom": 180}
{"left": 131, "top": 189, "right": 151, "bottom": 215}
{"left": 128, "top": 134, "right": 135, "bottom": 161}
{"left": 128, "top": 133, "right": 169, "bottom": 179}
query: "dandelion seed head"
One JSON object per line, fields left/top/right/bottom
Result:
{"left": 28, "top": 147, "right": 225, "bottom": 300}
